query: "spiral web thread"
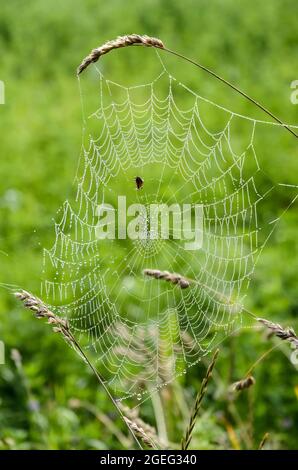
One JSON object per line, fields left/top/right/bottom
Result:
{"left": 41, "top": 53, "right": 297, "bottom": 400}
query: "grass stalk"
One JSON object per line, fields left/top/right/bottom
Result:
{"left": 258, "top": 432, "right": 269, "bottom": 450}
{"left": 149, "top": 388, "right": 169, "bottom": 446}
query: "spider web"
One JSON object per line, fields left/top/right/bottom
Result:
{"left": 41, "top": 51, "right": 297, "bottom": 400}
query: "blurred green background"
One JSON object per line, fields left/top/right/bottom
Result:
{"left": 0, "top": 0, "right": 297, "bottom": 450}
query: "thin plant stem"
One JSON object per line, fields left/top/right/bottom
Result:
{"left": 69, "top": 399, "right": 131, "bottom": 448}
{"left": 143, "top": 269, "right": 298, "bottom": 352}
{"left": 181, "top": 349, "right": 219, "bottom": 450}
